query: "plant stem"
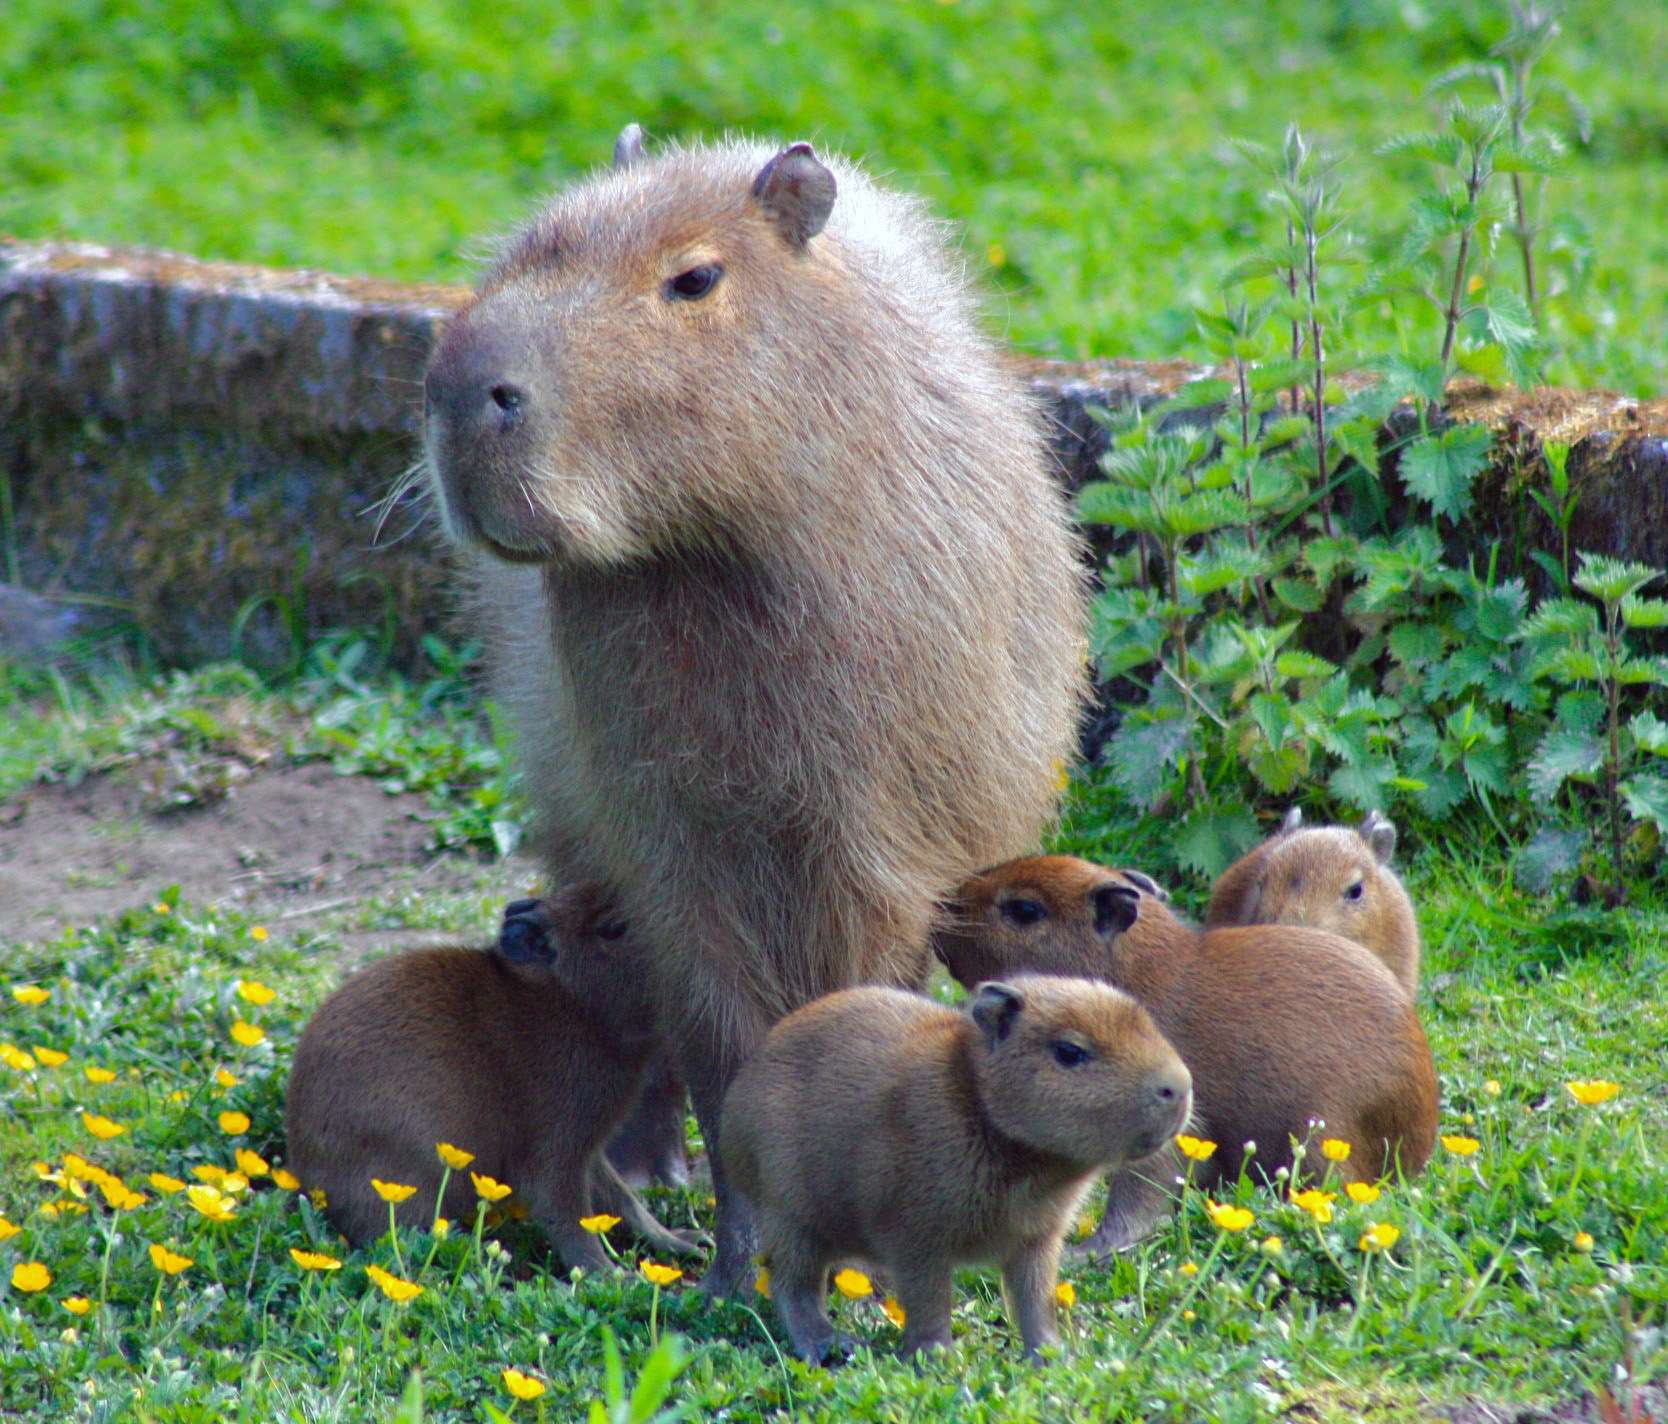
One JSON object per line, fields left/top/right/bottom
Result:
{"left": 1235, "top": 355, "right": 1274, "bottom": 622}
{"left": 1286, "top": 219, "right": 1303, "bottom": 417}
{"left": 1305, "top": 225, "right": 1333, "bottom": 537}
{"left": 1604, "top": 602, "right": 1626, "bottom": 902}
{"left": 1440, "top": 151, "right": 1487, "bottom": 370}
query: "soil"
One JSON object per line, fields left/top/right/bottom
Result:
{"left": 1442, "top": 1383, "right": 1666, "bottom": 1424}
{"left": 0, "top": 759, "right": 515, "bottom": 950}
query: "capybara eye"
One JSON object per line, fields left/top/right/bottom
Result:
{"left": 667, "top": 264, "right": 723, "bottom": 300}
{"left": 1000, "top": 898, "right": 1047, "bottom": 927}
{"left": 1050, "top": 1039, "right": 1090, "bottom": 1069}
{"left": 1344, "top": 881, "right": 1365, "bottom": 902}
{"left": 594, "top": 918, "right": 629, "bottom": 941}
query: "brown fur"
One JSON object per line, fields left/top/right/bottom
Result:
{"left": 1207, "top": 809, "right": 1422, "bottom": 993}
{"left": 721, "top": 978, "right": 1190, "bottom": 1361}
{"left": 934, "top": 856, "right": 1439, "bottom": 1256}
{"left": 424, "top": 132, "right": 1088, "bottom": 1289}
{"left": 283, "top": 885, "right": 702, "bottom": 1271}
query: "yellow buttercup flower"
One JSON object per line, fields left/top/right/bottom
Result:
{"left": 0, "top": 1217, "right": 20, "bottom": 1241}
{"left": 433, "top": 1218, "right": 451, "bottom": 1239}
{"left": 1054, "top": 1281, "right": 1076, "bottom": 1309}
{"left": 1346, "top": 1182, "right": 1382, "bottom": 1205}
{"left": 754, "top": 1268, "right": 772, "bottom": 1298}
{"left": 185, "top": 1185, "right": 237, "bottom": 1223}
{"left": 1176, "top": 1134, "right": 1217, "bottom": 1161}
{"left": 32, "top": 1046, "right": 68, "bottom": 1068}
{"left": 236, "top": 979, "right": 276, "bottom": 1006}
{"left": 1, "top": 1044, "right": 37, "bottom": 1071}
{"left": 309, "top": 1188, "right": 328, "bottom": 1210}
{"left": 11, "top": 1262, "right": 52, "bottom": 1292}
{"left": 502, "top": 1369, "right": 546, "bottom": 1401}
{"left": 149, "top": 1244, "right": 193, "bottom": 1275}
{"left": 250, "top": 926, "right": 269, "bottom": 942}
{"left": 1178, "top": 1261, "right": 1200, "bottom": 1277}
{"left": 1206, "top": 1200, "right": 1254, "bottom": 1232}
{"left": 372, "top": 1179, "right": 418, "bottom": 1204}
{"left": 1358, "top": 1222, "right": 1401, "bottom": 1252}
{"left": 1565, "top": 1081, "right": 1620, "bottom": 1107}
{"left": 1051, "top": 759, "right": 1070, "bottom": 794}
{"left": 99, "top": 1179, "right": 147, "bottom": 1211}
{"left": 166, "top": 1089, "right": 189, "bottom": 1104}
{"left": 84, "top": 1066, "right": 116, "bottom": 1085}
{"left": 1320, "top": 1139, "right": 1351, "bottom": 1162}
{"left": 40, "top": 1201, "right": 89, "bottom": 1218}
{"left": 1289, "top": 1189, "right": 1337, "bottom": 1224}
{"left": 152, "top": 902, "right": 171, "bottom": 916}
{"left": 639, "top": 1262, "right": 683, "bottom": 1288}
{"left": 1482, "top": 1079, "right": 1502, "bottom": 1097}
{"left": 579, "top": 1214, "right": 620, "bottom": 1234}
{"left": 289, "top": 1248, "right": 342, "bottom": 1272}
{"left": 235, "top": 1149, "right": 269, "bottom": 1178}
{"left": 217, "top": 1111, "right": 251, "bottom": 1135}
{"left": 366, "top": 1264, "right": 423, "bottom": 1302}
{"left": 832, "top": 1268, "right": 872, "bottom": 1299}
{"left": 214, "top": 1068, "right": 239, "bottom": 1089}
{"left": 435, "top": 1142, "right": 475, "bottom": 1170}
{"left": 272, "top": 1168, "right": 301, "bottom": 1191}
{"left": 62, "top": 1296, "right": 92, "bottom": 1315}
{"left": 81, "top": 1113, "right": 125, "bottom": 1140}
{"left": 1441, "top": 1135, "right": 1480, "bottom": 1157}
{"left": 882, "top": 1294, "right": 907, "bottom": 1326}
{"left": 11, "top": 984, "right": 50, "bottom": 1006}
{"left": 192, "top": 1165, "right": 229, "bottom": 1186}
{"left": 229, "top": 1020, "right": 265, "bottom": 1048}
{"left": 470, "top": 1172, "right": 511, "bottom": 1203}
{"left": 61, "top": 1154, "right": 96, "bottom": 1182}
{"left": 149, "top": 1173, "right": 186, "bottom": 1195}
{"left": 1573, "top": 1231, "right": 1595, "bottom": 1253}
{"left": 1260, "top": 1235, "right": 1283, "bottom": 1256}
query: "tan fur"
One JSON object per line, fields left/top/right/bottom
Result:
{"left": 283, "top": 885, "right": 702, "bottom": 1271}
{"left": 721, "top": 978, "right": 1190, "bottom": 1361}
{"left": 935, "top": 856, "right": 1439, "bottom": 1256}
{"left": 1207, "top": 812, "right": 1422, "bottom": 993}
{"left": 424, "top": 133, "right": 1088, "bottom": 1289}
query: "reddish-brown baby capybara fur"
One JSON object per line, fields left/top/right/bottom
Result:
{"left": 424, "top": 131, "right": 1088, "bottom": 1289}
{"left": 934, "top": 855, "right": 1439, "bottom": 1255}
{"left": 721, "top": 977, "right": 1191, "bottom": 1362}
{"left": 1206, "top": 808, "right": 1423, "bottom": 994}
{"left": 284, "top": 885, "right": 701, "bottom": 1272}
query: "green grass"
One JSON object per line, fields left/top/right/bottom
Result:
{"left": 2, "top": 0, "right": 1666, "bottom": 394}
{"left": 1, "top": 655, "right": 1664, "bottom": 1422}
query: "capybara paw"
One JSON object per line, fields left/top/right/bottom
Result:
{"left": 797, "top": 1332, "right": 858, "bottom": 1368}
{"left": 498, "top": 898, "right": 554, "bottom": 964}
{"left": 697, "top": 1252, "right": 751, "bottom": 1300}
{"left": 668, "top": 1227, "right": 712, "bottom": 1257}
{"left": 652, "top": 1153, "right": 692, "bottom": 1189}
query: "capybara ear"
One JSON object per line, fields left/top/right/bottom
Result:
{"left": 1280, "top": 805, "right": 1304, "bottom": 834}
{"left": 970, "top": 981, "right": 1024, "bottom": 1045}
{"left": 497, "top": 899, "right": 553, "bottom": 964}
{"left": 613, "top": 122, "right": 646, "bottom": 169}
{"left": 1113, "top": 869, "right": 1169, "bottom": 904}
{"left": 1361, "top": 810, "right": 1397, "bottom": 863}
{"left": 1091, "top": 883, "right": 1140, "bottom": 938}
{"left": 750, "top": 143, "right": 837, "bottom": 249}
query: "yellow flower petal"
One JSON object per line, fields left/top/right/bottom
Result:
{"left": 192, "top": 1165, "right": 228, "bottom": 1186}
{"left": 84, "top": 1066, "right": 116, "bottom": 1085}
{"left": 832, "top": 1267, "right": 872, "bottom": 1299}
{"left": 32, "top": 1047, "right": 68, "bottom": 1068}
{"left": 0, "top": 1217, "right": 20, "bottom": 1241}
{"left": 1482, "top": 1079, "right": 1502, "bottom": 1097}
{"left": 365, "top": 1264, "right": 423, "bottom": 1302}
{"left": 1260, "top": 1235, "right": 1283, "bottom": 1256}
{"left": 11, "top": 985, "right": 50, "bottom": 1006}
{"left": 11, "top": 1262, "right": 52, "bottom": 1292}
{"left": 502, "top": 1369, "right": 547, "bottom": 1401}
{"left": 272, "top": 1168, "right": 301, "bottom": 1191}
{"left": 185, "top": 1185, "right": 237, "bottom": 1223}
{"left": 1320, "top": 1139, "right": 1351, "bottom": 1162}
{"left": 1565, "top": 1080, "right": 1620, "bottom": 1107}
{"left": 1176, "top": 1134, "right": 1218, "bottom": 1161}
{"left": 230, "top": 1020, "right": 266, "bottom": 1048}
{"left": 639, "top": 1262, "right": 683, "bottom": 1288}
{"left": 166, "top": 1089, "right": 189, "bottom": 1104}
{"left": 1289, "top": 1189, "right": 1337, "bottom": 1224}
{"left": 153, "top": 902, "right": 171, "bottom": 916}
{"left": 217, "top": 1111, "right": 251, "bottom": 1135}
{"left": 236, "top": 980, "right": 276, "bottom": 1006}
{"left": 1574, "top": 1231, "right": 1595, "bottom": 1253}
{"left": 235, "top": 1148, "right": 269, "bottom": 1178}
{"left": 1178, "top": 1261, "right": 1200, "bottom": 1277}
{"left": 1, "top": 1045, "right": 37, "bottom": 1071}
{"left": 433, "top": 1218, "right": 450, "bottom": 1239}
{"left": 149, "top": 1243, "right": 193, "bottom": 1275}
{"left": 578, "top": 1213, "right": 620, "bottom": 1234}
{"left": 214, "top": 1068, "right": 239, "bottom": 1089}
{"left": 1206, "top": 1200, "right": 1255, "bottom": 1232}
{"left": 149, "top": 1173, "right": 186, "bottom": 1195}
{"left": 1358, "top": 1222, "right": 1401, "bottom": 1252}
{"left": 62, "top": 1296, "right": 92, "bottom": 1315}
{"left": 373, "top": 1179, "right": 418, "bottom": 1204}
{"left": 435, "top": 1142, "right": 475, "bottom": 1170}
{"left": 470, "top": 1172, "right": 511, "bottom": 1203}
{"left": 250, "top": 926, "right": 269, "bottom": 942}
{"left": 754, "top": 1267, "right": 772, "bottom": 1298}
{"left": 81, "top": 1113, "right": 125, "bottom": 1140}
{"left": 289, "top": 1248, "right": 342, "bottom": 1272}
{"left": 1346, "top": 1182, "right": 1382, "bottom": 1205}
{"left": 1441, "top": 1135, "right": 1480, "bottom": 1157}
{"left": 1054, "top": 1281, "right": 1076, "bottom": 1309}
{"left": 309, "top": 1188, "right": 328, "bottom": 1209}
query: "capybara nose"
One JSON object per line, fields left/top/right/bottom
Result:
{"left": 1149, "top": 1065, "right": 1193, "bottom": 1120}
{"left": 425, "top": 324, "right": 529, "bottom": 437}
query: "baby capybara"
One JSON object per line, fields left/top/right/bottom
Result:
{"left": 934, "top": 856, "right": 1438, "bottom": 1255}
{"left": 1206, "top": 808, "right": 1423, "bottom": 993}
{"left": 285, "top": 884, "right": 701, "bottom": 1272}
{"left": 721, "top": 977, "right": 1190, "bottom": 1362}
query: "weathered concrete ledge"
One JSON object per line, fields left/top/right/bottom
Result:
{"left": 2, "top": 238, "right": 1664, "bottom": 665}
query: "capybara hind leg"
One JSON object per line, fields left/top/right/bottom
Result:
{"left": 891, "top": 1259, "right": 954, "bottom": 1358}
{"left": 1002, "top": 1237, "right": 1063, "bottom": 1360}
{"left": 684, "top": 1041, "right": 761, "bottom": 1298}
{"left": 769, "top": 1242, "right": 849, "bottom": 1366}
{"left": 1075, "top": 1164, "right": 1175, "bottom": 1259}
{"left": 606, "top": 1052, "right": 690, "bottom": 1189}
{"left": 529, "top": 1173, "right": 613, "bottom": 1274}
{"left": 588, "top": 1157, "right": 709, "bottom": 1260}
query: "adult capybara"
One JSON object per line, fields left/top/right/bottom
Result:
{"left": 284, "top": 884, "right": 702, "bottom": 1272}
{"left": 1206, "top": 808, "right": 1422, "bottom": 993}
{"left": 722, "top": 977, "right": 1190, "bottom": 1361}
{"left": 934, "top": 856, "right": 1438, "bottom": 1256}
{"left": 424, "top": 128, "right": 1088, "bottom": 1290}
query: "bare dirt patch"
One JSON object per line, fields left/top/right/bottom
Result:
{"left": 0, "top": 759, "right": 500, "bottom": 945}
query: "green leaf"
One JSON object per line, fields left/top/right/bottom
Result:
{"left": 1105, "top": 710, "right": 1195, "bottom": 811}
{"left": 1275, "top": 650, "right": 1339, "bottom": 681}
{"left": 1388, "top": 621, "right": 1448, "bottom": 666}
{"left": 1556, "top": 689, "right": 1607, "bottom": 734}
{"left": 1400, "top": 424, "right": 1494, "bottom": 521}
{"left": 1377, "top": 131, "right": 1465, "bottom": 166}
{"left": 1328, "top": 757, "right": 1396, "bottom": 812}
{"left": 1478, "top": 287, "right": 1537, "bottom": 352}
{"left": 1330, "top": 416, "right": 1381, "bottom": 480}
{"left": 1301, "top": 535, "right": 1360, "bottom": 588}
{"left": 1173, "top": 806, "right": 1262, "bottom": 878}
{"left": 388, "top": 1372, "right": 424, "bottom": 1424}
{"left": 627, "top": 1333, "right": 689, "bottom": 1424}
{"left": 1622, "top": 773, "right": 1668, "bottom": 836}
{"left": 1527, "top": 729, "right": 1604, "bottom": 800}
{"left": 1573, "top": 553, "right": 1661, "bottom": 606}
{"left": 1630, "top": 709, "right": 1668, "bottom": 757}
{"left": 1516, "top": 826, "right": 1589, "bottom": 894}
{"left": 1621, "top": 594, "right": 1668, "bottom": 629}
{"left": 1522, "top": 596, "right": 1599, "bottom": 642}
{"left": 1247, "top": 740, "right": 1310, "bottom": 795}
